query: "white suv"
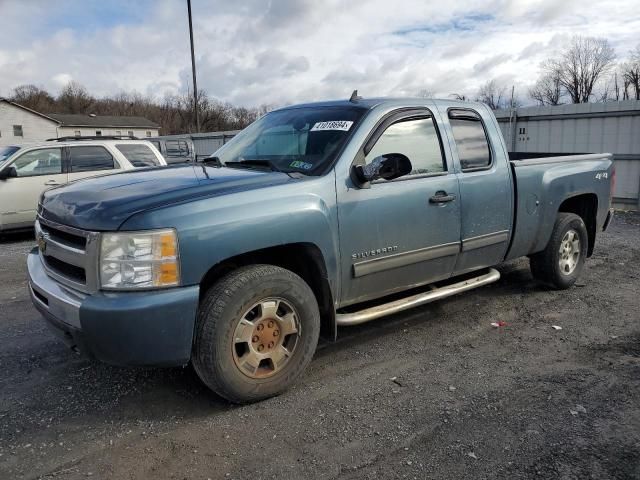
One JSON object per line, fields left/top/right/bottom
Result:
{"left": 0, "top": 138, "right": 167, "bottom": 232}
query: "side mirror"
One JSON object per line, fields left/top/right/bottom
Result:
{"left": 0, "top": 166, "right": 17, "bottom": 180}
{"left": 353, "top": 153, "right": 412, "bottom": 185}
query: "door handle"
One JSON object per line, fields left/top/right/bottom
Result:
{"left": 429, "top": 191, "right": 456, "bottom": 203}
{"left": 44, "top": 180, "right": 61, "bottom": 186}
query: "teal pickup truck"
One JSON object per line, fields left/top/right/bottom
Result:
{"left": 28, "top": 96, "right": 615, "bottom": 403}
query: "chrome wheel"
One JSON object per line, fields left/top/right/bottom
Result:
{"left": 558, "top": 229, "right": 580, "bottom": 275}
{"left": 232, "top": 298, "right": 300, "bottom": 379}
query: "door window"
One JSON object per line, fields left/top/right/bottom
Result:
{"left": 11, "top": 148, "right": 62, "bottom": 177}
{"left": 448, "top": 110, "right": 492, "bottom": 170}
{"left": 69, "top": 146, "right": 115, "bottom": 172}
{"left": 365, "top": 117, "right": 445, "bottom": 177}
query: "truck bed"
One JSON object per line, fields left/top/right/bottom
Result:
{"left": 505, "top": 153, "right": 614, "bottom": 261}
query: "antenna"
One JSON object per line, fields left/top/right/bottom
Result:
{"left": 349, "top": 90, "right": 362, "bottom": 103}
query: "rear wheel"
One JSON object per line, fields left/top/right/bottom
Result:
{"left": 193, "top": 265, "right": 320, "bottom": 403}
{"left": 530, "top": 213, "right": 588, "bottom": 289}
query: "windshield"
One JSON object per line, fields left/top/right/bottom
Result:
{"left": 0, "top": 146, "right": 20, "bottom": 165}
{"left": 215, "top": 106, "right": 367, "bottom": 175}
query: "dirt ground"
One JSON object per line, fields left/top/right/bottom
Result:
{"left": 0, "top": 212, "right": 639, "bottom": 480}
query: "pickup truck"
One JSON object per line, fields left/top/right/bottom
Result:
{"left": 27, "top": 97, "right": 615, "bottom": 403}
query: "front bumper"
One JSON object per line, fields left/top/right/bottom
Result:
{"left": 28, "top": 248, "right": 200, "bottom": 367}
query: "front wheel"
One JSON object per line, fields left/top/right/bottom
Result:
{"left": 529, "top": 212, "right": 588, "bottom": 289}
{"left": 192, "top": 265, "right": 320, "bottom": 403}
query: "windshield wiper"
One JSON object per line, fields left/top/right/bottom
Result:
{"left": 202, "top": 156, "right": 222, "bottom": 167}
{"left": 225, "top": 159, "right": 283, "bottom": 173}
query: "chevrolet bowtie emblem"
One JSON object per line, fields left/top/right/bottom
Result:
{"left": 37, "top": 232, "right": 48, "bottom": 254}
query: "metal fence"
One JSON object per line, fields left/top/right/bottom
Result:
{"left": 495, "top": 100, "right": 640, "bottom": 210}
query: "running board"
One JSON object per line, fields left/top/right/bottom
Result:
{"left": 335, "top": 268, "right": 501, "bottom": 326}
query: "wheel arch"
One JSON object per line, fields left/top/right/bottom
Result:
{"left": 199, "top": 243, "right": 336, "bottom": 341}
{"left": 557, "top": 193, "right": 598, "bottom": 257}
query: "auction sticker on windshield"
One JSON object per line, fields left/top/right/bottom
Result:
{"left": 311, "top": 121, "right": 353, "bottom": 131}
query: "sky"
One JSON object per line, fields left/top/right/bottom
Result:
{"left": 0, "top": 0, "right": 639, "bottom": 107}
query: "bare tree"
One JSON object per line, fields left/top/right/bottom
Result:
{"left": 6, "top": 81, "right": 273, "bottom": 135}
{"left": 621, "top": 44, "right": 640, "bottom": 100}
{"left": 57, "top": 81, "right": 95, "bottom": 113}
{"left": 476, "top": 79, "right": 508, "bottom": 110}
{"left": 10, "top": 84, "right": 55, "bottom": 112}
{"left": 544, "top": 36, "right": 616, "bottom": 103}
{"left": 599, "top": 70, "right": 628, "bottom": 102}
{"left": 529, "top": 71, "right": 564, "bottom": 105}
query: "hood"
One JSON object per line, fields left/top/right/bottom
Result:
{"left": 40, "top": 164, "right": 296, "bottom": 230}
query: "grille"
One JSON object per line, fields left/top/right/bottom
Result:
{"left": 40, "top": 223, "right": 87, "bottom": 250}
{"left": 36, "top": 217, "right": 100, "bottom": 293}
{"left": 43, "top": 255, "right": 87, "bottom": 283}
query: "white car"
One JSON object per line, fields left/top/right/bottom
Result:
{"left": 0, "top": 138, "right": 167, "bottom": 232}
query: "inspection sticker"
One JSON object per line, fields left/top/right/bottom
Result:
{"left": 290, "top": 160, "right": 313, "bottom": 170}
{"left": 310, "top": 120, "right": 353, "bottom": 132}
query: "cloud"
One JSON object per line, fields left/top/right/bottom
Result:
{"left": 473, "top": 54, "right": 513, "bottom": 75}
{"left": 52, "top": 73, "right": 73, "bottom": 88}
{"left": 0, "top": 0, "right": 638, "bottom": 107}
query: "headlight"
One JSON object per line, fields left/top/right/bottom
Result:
{"left": 99, "top": 229, "right": 180, "bottom": 290}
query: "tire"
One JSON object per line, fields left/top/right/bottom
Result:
{"left": 529, "top": 212, "right": 588, "bottom": 289}
{"left": 192, "top": 265, "right": 320, "bottom": 403}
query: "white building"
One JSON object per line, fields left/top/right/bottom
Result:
{"left": 0, "top": 98, "right": 58, "bottom": 146}
{"left": 0, "top": 98, "right": 160, "bottom": 146}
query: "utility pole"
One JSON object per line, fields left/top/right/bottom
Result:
{"left": 187, "top": 0, "right": 200, "bottom": 132}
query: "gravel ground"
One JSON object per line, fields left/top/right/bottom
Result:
{"left": 0, "top": 213, "right": 638, "bottom": 480}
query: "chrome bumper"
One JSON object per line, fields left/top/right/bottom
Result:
{"left": 27, "top": 249, "right": 86, "bottom": 329}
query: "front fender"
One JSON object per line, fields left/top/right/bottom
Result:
{"left": 120, "top": 174, "right": 340, "bottom": 300}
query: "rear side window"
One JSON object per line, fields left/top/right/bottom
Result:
{"left": 149, "top": 140, "right": 161, "bottom": 151}
{"left": 448, "top": 110, "right": 491, "bottom": 170}
{"left": 69, "top": 146, "right": 115, "bottom": 173}
{"left": 366, "top": 116, "right": 445, "bottom": 176}
{"left": 166, "top": 140, "right": 190, "bottom": 157}
{"left": 116, "top": 144, "right": 161, "bottom": 167}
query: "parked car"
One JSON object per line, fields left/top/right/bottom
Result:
{"left": 28, "top": 97, "right": 614, "bottom": 403}
{"left": 147, "top": 137, "right": 195, "bottom": 164}
{"left": 0, "top": 138, "right": 167, "bottom": 232}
